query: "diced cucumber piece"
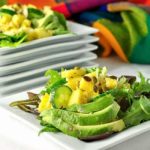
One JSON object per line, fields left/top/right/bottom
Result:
{"left": 51, "top": 86, "right": 72, "bottom": 109}
{"left": 0, "top": 8, "right": 16, "bottom": 15}
{"left": 28, "top": 8, "right": 45, "bottom": 19}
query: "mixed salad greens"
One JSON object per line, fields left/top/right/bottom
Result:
{"left": 0, "top": 4, "right": 69, "bottom": 47}
{"left": 10, "top": 67, "right": 150, "bottom": 141}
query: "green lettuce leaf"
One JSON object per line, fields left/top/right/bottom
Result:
{"left": 123, "top": 96, "right": 150, "bottom": 127}
{"left": 54, "top": 11, "right": 67, "bottom": 30}
{"left": 41, "top": 69, "right": 66, "bottom": 94}
{"left": 0, "top": 32, "right": 27, "bottom": 47}
{"left": 132, "top": 72, "right": 150, "bottom": 96}
{"left": 38, "top": 126, "right": 59, "bottom": 135}
{"left": 45, "top": 69, "right": 62, "bottom": 86}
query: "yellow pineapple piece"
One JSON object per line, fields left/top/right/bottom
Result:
{"left": 68, "top": 89, "right": 99, "bottom": 107}
{"left": 38, "top": 93, "right": 51, "bottom": 112}
{"left": 8, "top": 21, "right": 16, "bottom": 29}
{"left": 79, "top": 74, "right": 99, "bottom": 101}
{"left": 27, "top": 29, "right": 37, "bottom": 41}
{"left": 68, "top": 89, "right": 88, "bottom": 106}
{"left": 105, "top": 78, "right": 117, "bottom": 89}
{"left": 79, "top": 76, "right": 94, "bottom": 92}
{"left": 0, "top": 14, "right": 12, "bottom": 24}
{"left": 67, "top": 77, "right": 81, "bottom": 90}
{"left": 86, "top": 72, "right": 96, "bottom": 78}
{"left": 61, "top": 67, "right": 86, "bottom": 78}
{"left": 12, "top": 14, "right": 25, "bottom": 27}
{"left": 22, "top": 19, "right": 31, "bottom": 27}
{"left": 34, "top": 28, "right": 52, "bottom": 39}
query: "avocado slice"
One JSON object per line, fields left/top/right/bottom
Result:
{"left": 67, "top": 94, "right": 114, "bottom": 113}
{"left": 41, "top": 101, "right": 120, "bottom": 125}
{"left": 42, "top": 112, "right": 125, "bottom": 138}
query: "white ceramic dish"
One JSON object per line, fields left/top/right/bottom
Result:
{"left": 0, "top": 36, "right": 98, "bottom": 66}
{"left": 0, "top": 83, "right": 149, "bottom": 150}
{"left": 0, "top": 52, "right": 97, "bottom": 94}
{"left": 0, "top": 21, "right": 98, "bottom": 55}
{"left": 0, "top": 45, "right": 97, "bottom": 84}
{"left": 0, "top": 44, "right": 97, "bottom": 76}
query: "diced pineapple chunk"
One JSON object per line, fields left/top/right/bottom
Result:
{"left": 27, "top": 29, "right": 37, "bottom": 41}
{"left": 12, "top": 14, "right": 25, "bottom": 27}
{"left": 86, "top": 72, "right": 96, "bottom": 78}
{"left": 105, "top": 78, "right": 117, "bottom": 89}
{"left": 34, "top": 28, "right": 52, "bottom": 39}
{"left": 68, "top": 89, "right": 88, "bottom": 106}
{"left": 68, "top": 88, "right": 98, "bottom": 106}
{"left": 61, "top": 67, "right": 86, "bottom": 78}
{"left": 8, "top": 22, "right": 16, "bottom": 29}
{"left": 78, "top": 75, "right": 99, "bottom": 101}
{"left": 38, "top": 93, "right": 51, "bottom": 112}
{"left": 0, "top": 14, "right": 12, "bottom": 24}
{"left": 22, "top": 19, "right": 31, "bottom": 27}
{"left": 79, "top": 76, "right": 94, "bottom": 92}
{"left": 67, "top": 77, "right": 81, "bottom": 90}
{"left": 25, "top": 27, "right": 52, "bottom": 41}
{"left": 24, "top": 28, "right": 50, "bottom": 40}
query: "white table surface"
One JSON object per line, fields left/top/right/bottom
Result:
{"left": 0, "top": 56, "right": 150, "bottom": 150}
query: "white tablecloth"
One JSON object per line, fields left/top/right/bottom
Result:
{"left": 0, "top": 56, "right": 150, "bottom": 150}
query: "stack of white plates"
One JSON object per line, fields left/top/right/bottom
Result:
{"left": 0, "top": 21, "right": 99, "bottom": 96}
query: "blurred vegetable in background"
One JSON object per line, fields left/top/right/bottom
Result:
{"left": 91, "top": 3, "right": 150, "bottom": 64}
{"left": 2, "top": 1, "right": 150, "bottom": 62}
{"left": 0, "top": 4, "right": 69, "bottom": 47}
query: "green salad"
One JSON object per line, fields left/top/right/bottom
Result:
{"left": 10, "top": 67, "right": 150, "bottom": 141}
{"left": 0, "top": 4, "right": 69, "bottom": 47}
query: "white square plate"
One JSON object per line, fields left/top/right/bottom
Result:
{"left": 0, "top": 37, "right": 96, "bottom": 76}
{"left": 0, "top": 36, "right": 98, "bottom": 66}
{"left": 0, "top": 80, "right": 149, "bottom": 150}
{"left": 0, "top": 21, "right": 98, "bottom": 55}
{"left": 0, "top": 44, "right": 97, "bottom": 86}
